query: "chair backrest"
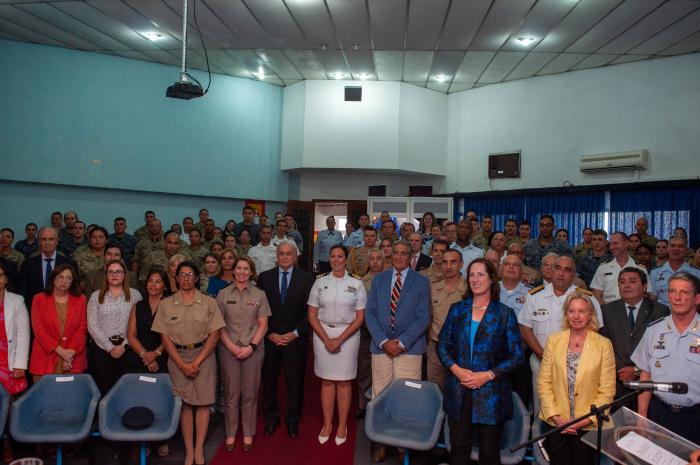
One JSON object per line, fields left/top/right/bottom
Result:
{"left": 103, "top": 373, "right": 175, "bottom": 414}
{"left": 0, "top": 385, "right": 9, "bottom": 434}
{"left": 23, "top": 374, "right": 100, "bottom": 419}
{"left": 374, "top": 379, "right": 443, "bottom": 423}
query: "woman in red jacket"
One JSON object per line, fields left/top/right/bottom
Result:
{"left": 30, "top": 264, "right": 87, "bottom": 378}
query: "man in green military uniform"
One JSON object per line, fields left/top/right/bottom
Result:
{"left": 140, "top": 231, "right": 190, "bottom": 284}
{"left": 185, "top": 229, "right": 208, "bottom": 269}
{"left": 635, "top": 217, "right": 657, "bottom": 248}
{"left": 58, "top": 220, "right": 88, "bottom": 257}
{"left": 0, "top": 228, "right": 25, "bottom": 270}
{"left": 132, "top": 218, "right": 164, "bottom": 275}
{"left": 471, "top": 215, "right": 493, "bottom": 250}
{"left": 133, "top": 210, "right": 156, "bottom": 241}
{"left": 73, "top": 226, "right": 108, "bottom": 278}
{"left": 192, "top": 208, "right": 209, "bottom": 233}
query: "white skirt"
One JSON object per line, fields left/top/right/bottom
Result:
{"left": 313, "top": 322, "right": 361, "bottom": 381}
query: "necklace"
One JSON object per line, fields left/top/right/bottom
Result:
{"left": 473, "top": 303, "right": 488, "bottom": 311}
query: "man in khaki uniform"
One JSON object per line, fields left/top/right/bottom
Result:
{"left": 73, "top": 226, "right": 108, "bottom": 278}
{"left": 202, "top": 219, "right": 223, "bottom": 249}
{"left": 133, "top": 210, "right": 156, "bottom": 241}
{"left": 507, "top": 242, "right": 542, "bottom": 285}
{"left": 427, "top": 249, "right": 465, "bottom": 389}
{"left": 347, "top": 226, "right": 378, "bottom": 276}
{"left": 0, "top": 228, "right": 25, "bottom": 270}
{"left": 140, "top": 231, "right": 190, "bottom": 284}
{"left": 356, "top": 248, "right": 384, "bottom": 419}
{"left": 185, "top": 229, "right": 208, "bottom": 269}
{"left": 83, "top": 243, "right": 138, "bottom": 296}
{"left": 471, "top": 215, "right": 493, "bottom": 250}
{"left": 132, "top": 219, "right": 165, "bottom": 275}
{"left": 420, "top": 239, "right": 449, "bottom": 283}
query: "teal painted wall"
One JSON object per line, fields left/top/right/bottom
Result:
{"left": 0, "top": 39, "right": 288, "bottom": 234}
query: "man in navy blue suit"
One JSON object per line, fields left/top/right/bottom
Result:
{"left": 365, "top": 240, "right": 430, "bottom": 462}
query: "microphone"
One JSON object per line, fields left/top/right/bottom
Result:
{"left": 623, "top": 381, "right": 688, "bottom": 394}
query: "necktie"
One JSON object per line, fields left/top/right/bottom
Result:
{"left": 390, "top": 272, "right": 402, "bottom": 329}
{"left": 281, "top": 271, "right": 289, "bottom": 304}
{"left": 411, "top": 255, "right": 418, "bottom": 270}
{"left": 44, "top": 257, "right": 53, "bottom": 288}
{"left": 627, "top": 305, "right": 636, "bottom": 330}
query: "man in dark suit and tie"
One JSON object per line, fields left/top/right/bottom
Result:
{"left": 257, "top": 241, "right": 315, "bottom": 438}
{"left": 600, "top": 266, "right": 669, "bottom": 409}
{"left": 20, "top": 226, "right": 74, "bottom": 308}
{"left": 365, "top": 240, "right": 430, "bottom": 462}
{"left": 408, "top": 232, "right": 433, "bottom": 272}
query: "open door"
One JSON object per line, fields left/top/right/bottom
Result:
{"left": 287, "top": 200, "right": 314, "bottom": 271}
{"left": 347, "top": 200, "right": 368, "bottom": 227}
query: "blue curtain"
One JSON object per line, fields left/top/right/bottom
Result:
{"left": 609, "top": 187, "right": 699, "bottom": 244}
{"left": 525, "top": 192, "right": 606, "bottom": 246}
{"left": 458, "top": 195, "right": 525, "bottom": 232}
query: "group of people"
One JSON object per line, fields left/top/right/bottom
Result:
{"left": 0, "top": 207, "right": 699, "bottom": 465}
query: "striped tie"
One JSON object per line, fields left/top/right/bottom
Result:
{"left": 390, "top": 271, "right": 402, "bottom": 329}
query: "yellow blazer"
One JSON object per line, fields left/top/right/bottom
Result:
{"left": 538, "top": 329, "right": 616, "bottom": 429}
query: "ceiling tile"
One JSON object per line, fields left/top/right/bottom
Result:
{"left": 282, "top": 79, "right": 303, "bottom": 86}
{"left": 203, "top": 0, "right": 277, "bottom": 49}
{"left": 207, "top": 49, "right": 253, "bottom": 77}
{"left": 566, "top": 0, "right": 664, "bottom": 53}
{"left": 535, "top": 0, "right": 621, "bottom": 53}
{"left": 325, "top": 0, "right": 370, "bottom": 50}
{"left": 428, "top": 50, "right": 464, "bottom": 81}
{"left": 478, "top": 51, "right": 526, "bottom": 83}
{"left": 161, "top": 0, "right": 246, "bottom": 49}
{"left": 257, "top": 48, "right": 303, "bottom": 80}
{"left": 405, "top": 0, "right": 449, "bottom": 50}
{"left": 285, "top": 0, "right": 338, "bottom": 49}
{"left": 0, "top": 29, "right": 18, "bottom": 40}
{"left": 658, "top": 30, "right": 700, "bottom": 56}
{"left": 124, "top": 0, "right": 202, "bottom": 48}
{"left": 609, "top": 54, "right": 650, "bottom": 65}
{"left": 468, "top": 0, "right": 537, "bottom": 51}
{"left": 243, "top": 0, "right": 309, "bottom": 49}
{"left": 447, "top": 82, "right": 475, "bottom": 93}
{"left": 373, "top": 50, "right": 403, "bottom": 80}
{"left": 113, "top": 49, "right": 155, "bottom": 61}
{"left": 0, "top": 14, "right": 66, "bottom": 46}
{"left": 438, "top": 0, "right": 490, "bottom": 50}
{"left": 503, "top": 51, "right": 557, "bottom": 81}
{"left": 596, "top": 1, "right": 700, "bottom": 54}
{"left": 344, "top": 49, "right": 375, "bottom": 78}
{"left": 501, "top": 0, "right": 580, "bottom": 52}
{"left": 629, "top": 9, "right": 700, "bottom": 55}
{"left": 453, "top": 51, "right": 495, "bottom": 82}
{"left": 570, "top": 53, "right": 618, "bottom": 70}
{"left": 284, "top": 49, "right": 327, "bottom": 79}
{"left": 368, "top": 0, "right": 406, "bottom": 50}
{"left": 402, "top": 50, "right": 433, "bottom": 81}
{"left": 426, "top": 81, "right": 450, "bottom": 93}
{"left": 15, "top": 2, "right": 130, "bottom": 50}
{"left": 536, "top": 52, "right": 586, "bottom": 75}
{"left": 142, "top": 49, "right": 181, "bottom": 66}
{"left": 314, "top": 49, "right": 349, "bottom": 77}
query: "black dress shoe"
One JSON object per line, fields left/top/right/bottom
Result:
{"left": 264, "top": 421, "right": 279, "bottom": 436}
{"left": 355, "top": 408, "right": 366, "bottom": 419}
{"left": 287, "top": 424, "right": 299, "bottom": 438}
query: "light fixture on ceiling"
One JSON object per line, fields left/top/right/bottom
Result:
{"left": 433, "top": 75, "right": 450, "bottom": 82}
{"left": 516, "top": 37, "right": 537, "bottom": 46}
{"left": 352, "top": 42, "right": 360, "bottom": 50}
{"left": 358, "top": 73, "right": 370, "bottom": 80}
{"left": 330, "top": 72, "right": 344, "bottom": 79}
{"left": 320, "top": 43, "right": 328, "bottom": 50}
{"left": 144, "top": 32, "right": 163, "bottom": 41}
{"left": 255, "top": 66, "right": 265, "bottom": 79}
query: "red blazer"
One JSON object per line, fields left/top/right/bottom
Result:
{"left": 29, "top": 292, "right": 88, "bottom": 375}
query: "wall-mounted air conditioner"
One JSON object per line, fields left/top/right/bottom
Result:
{"left": 580, "top": 150, "right": 649, "bottom": 173}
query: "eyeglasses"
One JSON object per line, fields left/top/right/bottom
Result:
{"left": 107, "top": 270, "right": 125, "bottom": 275}
{"left": 56, "top": 275, "right": 74, "bottom": 281}
{"left": 179, "top": 272, "right": 195, "bottom": 279}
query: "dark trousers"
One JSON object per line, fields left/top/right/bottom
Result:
{"left": 356, "top": 325, "right": 372, "bottom": 409}
{"left": 89, "top": 346, "right": 128, "bottom": 395}
{"left": 448, "top": 393, "right": 503, "bottom": 465}
{"left": 318, "top": 261, "right": 331, "bottom": 273}
{"left": 543, "top": 424, "right": 595, "bottom": 465}
{"left": 649, "top": 396, "right": 700, "bottom": 445}
{"left": 262, "top": 337, "right": 307, "bottom": 427}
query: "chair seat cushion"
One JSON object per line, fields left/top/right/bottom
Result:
{"left": 122, "top": 407, "right": 154, "bottom": 430}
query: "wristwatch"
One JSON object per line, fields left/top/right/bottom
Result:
{"left": 249, "top": 342, "right": 258, "bottom": 351}
{"left": 633, "top": 367, "right": 642, "bottom": 378}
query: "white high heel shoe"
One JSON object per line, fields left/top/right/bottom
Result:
{"left": 318, "top": 426, "right": 332, "bottom": 445}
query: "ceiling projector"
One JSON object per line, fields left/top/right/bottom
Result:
{"left": 166, "top": 76, "right": 204, "bottom": 100}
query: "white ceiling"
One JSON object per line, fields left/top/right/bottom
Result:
{"left": 1, "top": 0, "right": 699, "bottom": 93}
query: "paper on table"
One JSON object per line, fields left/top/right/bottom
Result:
{"left": 616, "top": 432, "right": 686, "bottom": 465}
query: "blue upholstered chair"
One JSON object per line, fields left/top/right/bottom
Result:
{"left": 10, "top": 374, "right": 100, "bottom": 465}
{"left": 0, "top": 385, "right": 9, "bottom": 436}
{"left": 98, "top": 373, "right": 181, "bottom": 465}
{"left": 444, "top": 392, "right": 531, "bottom": 465}
{"left": 365, "top": 379, "right": 444, "bottom": 465}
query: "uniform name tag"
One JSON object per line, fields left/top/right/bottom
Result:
{"left": 346, "top": 286, "right": 356, "bottom": 293}
{"left": 226, "top": 300, "right": 236, "bottom": 304}
{"left": 604, "top": 272, "right": 613, "bottom": 276}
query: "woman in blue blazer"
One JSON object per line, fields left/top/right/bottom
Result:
{"left": 438, "top": 258, "right": 524, "bottom": 465}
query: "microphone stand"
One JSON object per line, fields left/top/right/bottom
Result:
{"left": 512, "top": 390, "right": 641, "bottom": 465}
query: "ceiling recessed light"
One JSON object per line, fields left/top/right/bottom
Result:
{"left": 352, "top": 42, "right": 360, "bottom": 50}
{"left": 255, "top": 66, "right": 265, "bottom": 79}
{"left": 516, "top": 37, "right": 537, "bottom": 46}
{"left": 144, "top": 32, "right": 163, "bottom": 41}
{"left": 320, "top": 43, "right": 328, "bottom": 50}
{"left": 330, "top": 72, "right": 344, "bottom": 79}
{"left": 433, "top": 74, "right": 450, "bottom": 82}
{"left": 358, "top": 73, "right": 370, "bottom": 80}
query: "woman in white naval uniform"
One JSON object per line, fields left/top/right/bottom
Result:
{"left": 308, "top": 244, "right": 367, "bottom": 446}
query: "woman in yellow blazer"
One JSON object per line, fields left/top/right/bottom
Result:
{"left": 538, "top": 291, "right": 616, "bottom": 465}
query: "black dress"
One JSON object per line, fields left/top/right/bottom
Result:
{"left": 126, "top": 300, "right": 168, "bottom": 373}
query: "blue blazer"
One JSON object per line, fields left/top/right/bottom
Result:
{"left": 365, "top": 268, "right": 430, "bottom": 355}
{"left": 437, "top": 298, "right": 524, "bottom": 425}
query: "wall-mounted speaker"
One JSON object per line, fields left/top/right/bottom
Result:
{"left": 345, "top": 86, "right": 362, "bottom": 101}
{"left": 488, "top": 151, "right": 521, "bottom": 178}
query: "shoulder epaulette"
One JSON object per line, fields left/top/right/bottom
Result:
{"left": 528, "top": 285, "right": 545, "bottom": 295}
{"left": 351, "top": 273, "right": 362, "bottom": 280}
{"left": 316, "top": 272, "right": 328, "bottom": 279}
{"left": 576, "top": 287, "right": 593, "bottom": 296}
{"left": 646, "top": 316, "right": 666, "bottom": 327}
